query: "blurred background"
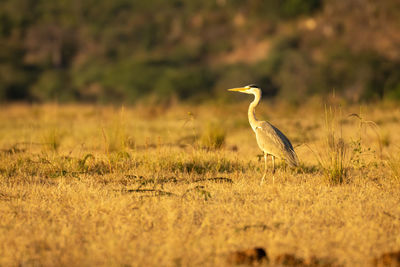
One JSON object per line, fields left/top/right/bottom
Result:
{"left": 1, "top": 0, "right": 400, "bottom": 104}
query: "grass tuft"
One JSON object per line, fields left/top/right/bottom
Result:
{"left": 315, "top": 106, "right": 350, "bottom": 185}
{"left": 42, "top": 128, "right": 63, "bottom": 152}
{"left": 78, "top": 153, "right": 95, "bottom": 172}
{"left": 198, "top": 123, "right": 226, "bottom": 150}
{"left": 387, "top": 152, "right": 400, "bottom": 182}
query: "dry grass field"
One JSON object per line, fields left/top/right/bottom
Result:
{"left": 1, "top": 100, "right": 400, "bottom": 266}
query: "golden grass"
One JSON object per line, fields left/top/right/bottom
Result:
{"left": 0, "top": 102, "right": 400, "bottom": 266}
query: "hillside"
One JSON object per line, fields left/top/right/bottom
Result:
{"left": 1, "top": 0, "right": 400, "bottom": 102}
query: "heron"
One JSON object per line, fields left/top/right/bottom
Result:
{"left": 228, "top": 84, "right": 299, "bottom": 183}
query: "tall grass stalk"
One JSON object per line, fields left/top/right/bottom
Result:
{"left": 101, "top": 127, "right": 113, "bottom": 173}
{"left": 316, "top": 106, "right": 350, "bottom": 185}
{"left": 199, "top": 123, "right": 226, "bottom": 150}
{"left": 348, "top": 110, "right": 383, "bottom": 159}
{"left": 42, "top": 128, "right": 63, "bottom": 152}
{"left": 387, "top": 152, "right": 400, "bottom": 182}
{"left": 107, "top": 107, "right": 128, "bottom": 153}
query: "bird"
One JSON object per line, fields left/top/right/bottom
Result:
{"left": 228, "top": 84, "right": 299, "bottom": 183}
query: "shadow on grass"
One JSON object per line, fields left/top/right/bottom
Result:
{"left": 294, "top": 163, "right": 320, "bottom": 174}
{"left": 124, "top": 174, "right": 233, "bottom": 186}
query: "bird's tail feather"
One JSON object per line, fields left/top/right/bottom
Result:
{"left": 286, "top": 149, "right": 299, "bottom": 167}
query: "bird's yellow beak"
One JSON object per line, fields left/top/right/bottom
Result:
{"left": 227, "top": 87, "right": 247, "bottom": 92}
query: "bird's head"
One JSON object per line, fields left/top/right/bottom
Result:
{"left": 227, "top": 84, "right": 261, "bottom": 95}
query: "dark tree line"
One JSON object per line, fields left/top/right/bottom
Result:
{"left": 0, "top": 0, "right": 399, "bottom": 103}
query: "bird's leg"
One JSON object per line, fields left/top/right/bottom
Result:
{"left": 260, "top": 153, "right": 268, "bottom": 185}
{"left": 272, "top": 155, "right": 276, "bottom": 184}
{"left": 272, "top": 156, "right": 276, "bottom": 174}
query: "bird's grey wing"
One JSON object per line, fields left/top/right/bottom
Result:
{"left": 255, "top": 122, "right": 299, "bottom": 167}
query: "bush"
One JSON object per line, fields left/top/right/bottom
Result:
{"left": 30, "top": 70, "right": 76, "bottom": 102}
{"left": 154, "top": 67, "right": 215, "bottom": 101}
{"left": 280, "top": 0, "right": 322, "bottom": 18}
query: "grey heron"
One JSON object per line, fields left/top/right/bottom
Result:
{"left": 228, "top": 84, "right": 299, "bottom": 183}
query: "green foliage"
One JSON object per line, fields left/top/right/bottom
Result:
{"left": 262, "top": 37, "right": 400, "bottom": 102}
{"left": 31, "top": 70, "right": 76, "bottom": 102}
{"left": 361, "top": 54, "right": 400, "bottom": 100}
{"left": 281, "top": 0, "right": 322, "bottom": 17}
{"left": 1, "top": 0, "right": 400, "bottom": 103}
{"left": 154, "top": 67, "right": 215, "bottom": 100}
{"left": 215, "top": 63, "right": 278, "bottom": 100}
{"left": 232, "top": 0, "right": 322, "bottom": 20}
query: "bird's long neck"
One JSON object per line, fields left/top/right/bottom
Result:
{"left": 248, "top": 90, "right": 261, "bottom": 131}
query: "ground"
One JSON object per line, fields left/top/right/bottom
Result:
{"left": 0, "top": 100, "right": 399, "bottom": 266}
